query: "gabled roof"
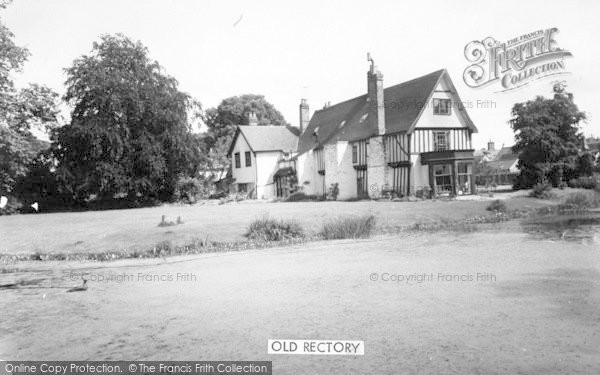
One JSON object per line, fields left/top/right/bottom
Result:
{"left": 227, "top": 125, "right": 299, "bottom": 156}
{"left": 297, "top": 69, "right": 477, "bottom": 154}
{"left": 485, "top": 146, "right": 519, "bottom": 171}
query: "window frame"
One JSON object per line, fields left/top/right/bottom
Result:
{"left": 245, "top": 151, "right": 251, "bottom": 167}
{"left": 457, "top": 162, "right": 472, "bottom": 194}
{"left": 234, "top": 152, "right": 241, "bottom": 168}
{"left": 433, "top": 164, "right": 452, "bottom": 194}
{"left": 433, "top": 98, "right": 452, "bottom": 115}
{"left": 433, "top": 131, "right": 450, "bottom": 152}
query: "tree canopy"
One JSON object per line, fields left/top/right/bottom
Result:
{"left": 0, "top": 6, "right": 59, "bottom": 198}
{"left": 510, "top": 82, "right": 587, "bottom": 188}
{"left": 52, "top": 34, "right": 201, "bottom": 204}
{"left": 204, "top": 94, "right": 288, "bottom": 140}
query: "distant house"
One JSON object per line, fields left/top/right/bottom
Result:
{"left": 294, "top": 60, "right": 478, "bottom": 199}
{"left": 227, "top": 113, "right": 299, "bottom": 199}
{"left": 474, "top": 142, "right": 520, "bottom": 186}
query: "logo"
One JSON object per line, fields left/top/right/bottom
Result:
{"left": 463, "top": 28, "right": 572, "bottom": 92}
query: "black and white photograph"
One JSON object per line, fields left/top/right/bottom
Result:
{"left": 1, "top": 0, "right": 599, "bottom": 374}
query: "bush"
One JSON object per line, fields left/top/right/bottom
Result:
{"left": 568, "top": 176, "right": 599, "bottom": 190}
{"left": 320, "top": 214, "right": 376, "bottom": 240}
{"left": 529, "top": 183, "right": 554, "bottom": 199}
{"left": 285, "top": 192, "right": 319, "bottom": 202}
{"left": 561, "top": 191, "right": 600, "bottom": 209}
{"left": 328, "top": 183, "right": 339, "bottom": 200}
{"left": 173, "top": 177, "right": 206, "bottom": 203}
{"left": 246, "top": 216, "right": 304, "bottom": 241}
{"left": 0, "top": 196, "right": 23, "bottom": 215}
{"left": 208, "top": 191, "right": 228, "bottom": 200}
{"left": 486, "top": 199, "right": 507, "bottom": 212}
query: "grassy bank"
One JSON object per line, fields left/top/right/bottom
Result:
{"left": 4, "top": 191, "right": 597, "bottom": 264}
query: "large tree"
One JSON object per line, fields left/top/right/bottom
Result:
{"left": 53, "top": 34, "right": 201, "bottom": 204}
{"left": 0, "top": 3, "right": 60, "bottom": 198}
{"left": 510, "top": 82, "right": 587, "bottom": 188}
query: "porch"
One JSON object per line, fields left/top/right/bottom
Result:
{"left": 420, "top": 150, "right": 476, "bottom": 196}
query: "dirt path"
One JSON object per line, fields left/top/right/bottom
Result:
{"left": 1, "top": 230, "right": 599, "bottom": 374}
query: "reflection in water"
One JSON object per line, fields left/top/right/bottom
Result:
{"left": 520, "top": 212, "right": 600, "bottom": 243}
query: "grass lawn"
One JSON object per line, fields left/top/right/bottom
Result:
{"left": 0, "top": 190, "right": 561, "bottom": 256}
{"left": 1, "top": 229, "right": 598, "bottom": 373}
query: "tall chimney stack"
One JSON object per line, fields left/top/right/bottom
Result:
{"left": 487, "top": 140, "right": 495, "bottom": 151}
{"left": 247, "top": 111, "right": 258, "bottom": 126}
{"left": 299, "top": 99, "right": 310, "bottom": 133}
{"left": 367, "top": 53, "right": 385, "bottom": 135}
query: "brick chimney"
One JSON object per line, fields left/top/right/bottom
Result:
{"left": 365, "top": 53, "right": 387, "bottom": 199}
{"left": 487, "top": 140, "right": 495, "bottom": 151}
{"left": 367, "top": 53, "right": 385, "bottom": 135}
{"left": 299, "top": 99, "right": 310, "bottom": 133}
{"left": 247, "top": 111, "right": 258, "bottom": 126}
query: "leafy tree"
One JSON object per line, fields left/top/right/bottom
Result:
{"left": 204, "top": 94, "right": 288, "bottom": 141}
{"left": 510, "top": 82, "right": 586, "bottom": 188}
{"left": 0, "top": 4, "right": 60, "bottom": 198}
{"left": 576, "top": 152, "right": 595, "bottom": 177}
{"left": 53, "top": 34, "right": 201, "bottom": 204}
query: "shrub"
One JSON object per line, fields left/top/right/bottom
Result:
{"left": 246, "top": 216, "right": 304, "bottom": 241}
{"left": 0, "top": 196, "right": 22, "bottom": 216}
{"left": 561, "top": 191, "right": 600, "bottom": 209}
{"left": 486, "top": 199, "right": 507, "bottom": 212}
{"left": 329, "top": 183, "right": 339, "bottom": 200}
{"left": 208, "top": 191, "right": 228, "bottom": 200}
{"left": 320, "top": 214, "right": 376, "bottom": 240}
{"left": 173, "top": 177, "right": 206, "bottom": 203}
{"left": 529, "top": 183, "right": 554, "bottom": 199}
{"left": 568, "top": 176, "right": 599, "bottom": 190}
{"left": 285, "top": 192, "right": 321, "bottom": 202}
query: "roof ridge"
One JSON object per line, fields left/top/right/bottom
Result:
{"left": 313, "top": 69, "right": 445, "bottom": 115}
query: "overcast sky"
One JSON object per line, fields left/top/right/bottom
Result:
{"left": 3, "top": 0, "right": 599, "bottom": 148}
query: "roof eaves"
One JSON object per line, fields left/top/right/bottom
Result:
{"left": 406, "top": 69, "right": 446, "bottom": 134}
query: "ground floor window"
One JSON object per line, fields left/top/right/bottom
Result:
{"left": 433, "top": 164, "right": 452, "bottom": 195}
{"left": 237, "top": 183, "right": 248, "bottom": 193}
{"left": 457, "top": 162, "right": 472, "bottom": 195}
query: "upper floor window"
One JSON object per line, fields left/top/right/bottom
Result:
{"left": 433, "top": 131, "right": 449, "bottom": 151}
{"left": 433, "top": 98, "right": 451, "bottom": 115}
{"left": 352, "top": 144, "right": 358, "bottom": 164}
{"left": 234, "top": 152, "right": 241, "bottom": 168}
{"left": 245, "top": 151, "right": 251, "bottom": 167}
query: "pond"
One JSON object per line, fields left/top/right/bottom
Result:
{"left": 519, "top": 211, "right": 600, "bottom": 243}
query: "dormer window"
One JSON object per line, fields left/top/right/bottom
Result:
{"left": 433, "top": 98, "right": 451, "bottom": 115}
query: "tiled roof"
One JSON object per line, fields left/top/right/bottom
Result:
{"left": 485, "top": 146, "right": 519, "bottom": 170}
{"left": 297, "top": 69, "right": 477, "bottom": 154}
{"left": 228, "top": 125, "right": 299, "bottom": 155}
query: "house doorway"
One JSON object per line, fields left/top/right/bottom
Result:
{"left": 357, "top": 168, "right": 368, "bottom": 198}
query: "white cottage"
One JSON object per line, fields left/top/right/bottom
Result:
{"left": 227, "top": 118, "right": 299, "bottom": 199}
{"left": 294, "top": 60, "right": 478, "bottom": 199}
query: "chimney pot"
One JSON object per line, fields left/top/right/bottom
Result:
{"left": 247, "top": 111, "right": 258, "bottom": 126}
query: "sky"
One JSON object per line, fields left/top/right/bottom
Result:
{"left": 3, "top": 0, "right": 599, "bottom": 149}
